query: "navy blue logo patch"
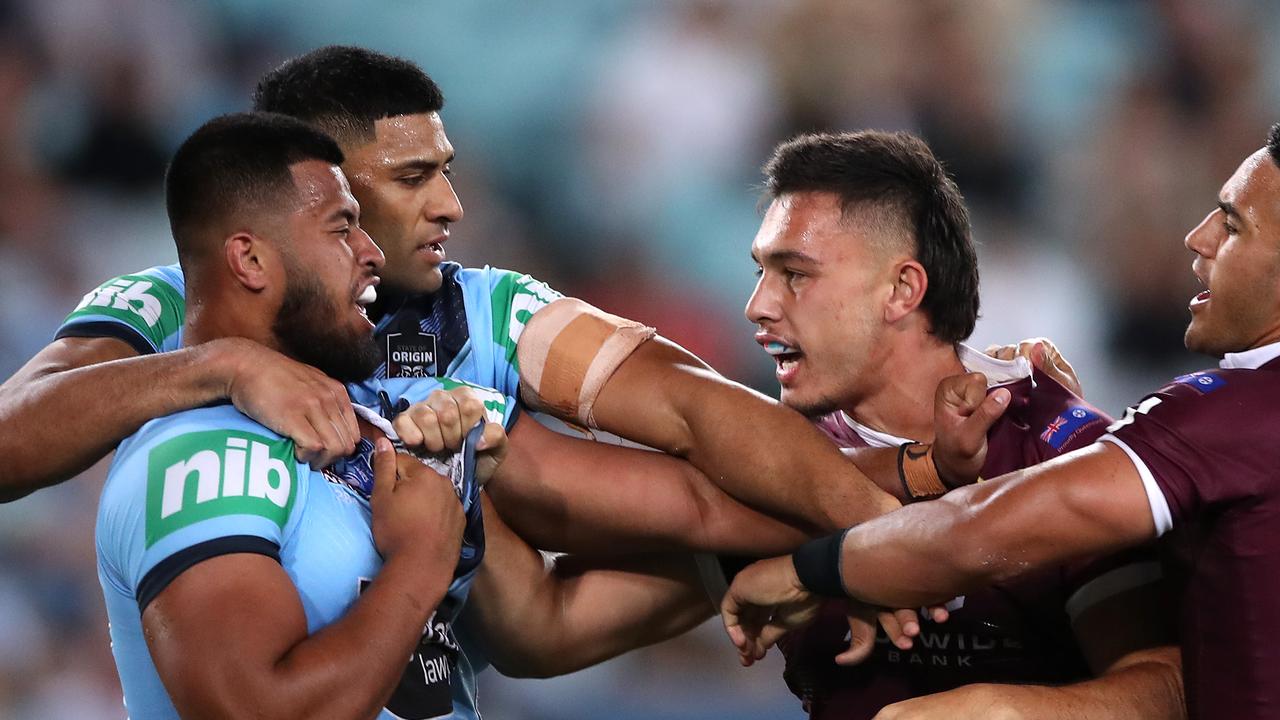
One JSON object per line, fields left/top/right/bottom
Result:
{"left": 1040, "top": 405, "right": 1102, "bottom": 450}
{"left": 386, "top": 331, "right": 438, "bottom": 378}
{"left": 1171, "top": 371, "right": 1225, "bottom": 394}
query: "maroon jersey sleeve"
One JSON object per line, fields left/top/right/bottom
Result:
{"left": 1104, "top": 369, "right": 1278, "bottom": 526}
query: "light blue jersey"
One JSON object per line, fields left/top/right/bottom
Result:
{"left": 68, "top": 260, "right": 558, "bottom": 718}
{"left": 98, "top": 387, "right": 514, "bottom": 720}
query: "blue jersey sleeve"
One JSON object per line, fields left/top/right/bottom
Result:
{"left": 460, "top": 266, "right": 563, "bottom": 397}
{"left": 97, "top": 405, "right": 306, "bottom": 611}
{"left": 57, "top": 264, "right": 186, "bottom": 354}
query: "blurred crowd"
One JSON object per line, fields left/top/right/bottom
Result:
{"left": 0, "top": 0, "right": 1276, "bottom": 717}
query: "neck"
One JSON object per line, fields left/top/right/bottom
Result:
{"left": 182, "top": 281, "right": 283, "bottom": 354}
{"left": 840, "top": 334, "right": 966, "bottom": 442}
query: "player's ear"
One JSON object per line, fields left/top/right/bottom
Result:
{"left": 884, "top": 259, "right": 927, "bottom": 324}
{"left": 225, "top": 231, "right": 271, "bottom": 292}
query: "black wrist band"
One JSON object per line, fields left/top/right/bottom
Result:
{"left": 791, "top": 529, "right": 850, "bottom": 597}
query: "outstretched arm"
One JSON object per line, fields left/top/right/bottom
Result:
{"left": 836, "top": 442, "right": 1156, "bottom": 606}
{"left": 465, "top": 493, "right": 714, "bottom": 679}
{"left": 0, "top": 336, "right": 358, "bottom": 501}
{"left": 487, "top": 415, "right": 815, "bottom": 555}
{"left": 589, "top": 337, "right": 900, "bottom": 529}
{"left": 722, "top": 442, "right": 1158, "bottom": 662}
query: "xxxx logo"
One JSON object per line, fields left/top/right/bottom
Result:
{"left": 145, "top": 430, "right": 296, "bottom": 546}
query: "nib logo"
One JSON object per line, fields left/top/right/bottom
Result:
{"left": 77, "top": 279, "right": 163, "bottom": 326}
{"left": 145, "top": 430, "right": 297, "bottom": 546}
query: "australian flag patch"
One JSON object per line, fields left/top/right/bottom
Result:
{"left": 1171, "top": 371, "right": 1226, "bottom": 394}
{"left": 1040, "top": 405, "right": 1102, "bottom": 450}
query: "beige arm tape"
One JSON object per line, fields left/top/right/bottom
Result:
{"left": 517, "top": 297, "right": 656, "bottom": 427}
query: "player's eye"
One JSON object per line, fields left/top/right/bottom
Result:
{"left": 1224, "top": 221, "right": 1239, "bottom": 236}
{"left": 442, "top": 165, "right": 454, "bottom": 177}
{"left": 398, "top": 175, "right": 426, "bottom": 187}
{"left": 753, "top": 266, "right": 764, "bottom": 278}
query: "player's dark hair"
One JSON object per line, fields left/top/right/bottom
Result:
{"left": 252, "top": 45, "right": 444, "bottom": 145}
{"left": 165, "top": 112, "right": 344, "bottom": 266}
{"left": 1268, "top": 123, "right": 1280, "bottom": 168}
{"left": 764, "top": 131, "right": 979, "bottom": 344}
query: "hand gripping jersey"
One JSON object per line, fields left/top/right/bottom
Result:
{"left": 58, "top": 261, "right": 562, "bottom": 399}
{"left": 786, "top": 346, "right": 1157, "bottom": 719}
{"left": 97, "top": 383, "right": 515, "bottom": 720}
{"left": 1102, "top": 342, "right": 1280, "bottom": 720}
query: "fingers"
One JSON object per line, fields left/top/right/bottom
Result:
{"left": 369, "top": 437, "right": 396, "bottom": 512}
{"left": 936, "top": 372, "right": 989, "bottom": 419}
{"left": 474, "top": 422, "right": 509, "bottom": 487}
{"left": 927, "top": 605, "right": 950, "bottom": 623}
{"left": 878, "top": 609, "right": 916, "bottom": 651}
{"left": 393, "top": 388, "right": 489, "bottom": 454}
{"left": 835, "top": 604, "right": 878, "bottom": 666}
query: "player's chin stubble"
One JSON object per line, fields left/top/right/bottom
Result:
{"left": 272, "top": 270, "right": 382, "bottom": 383}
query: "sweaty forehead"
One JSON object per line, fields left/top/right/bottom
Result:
{"left": 753, "top": 192, "right": 904, "bottom": 260}
{"left": 348, "top": 112, "right": 453, "bottom": 171}
{"left": 289, "top": 161, "right": 356, "bottom": 216}
{"left": 1226, "top": 148, "right": 1280, "bottom": 230}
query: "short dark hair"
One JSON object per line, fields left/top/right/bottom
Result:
{"left": 1268, "top": 123, "right": 1280, "bottom": 168}
{"left": 165, "top": 112, "right": 345, "bottom": 265}
{"left": 252, "top": 45, "right": 444, "bottom": 145}
{"left": 764, "top": 131, "right": 979, "bottom": 343}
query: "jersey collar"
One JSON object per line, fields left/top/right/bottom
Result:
{"left": 836, "top": 343, "right": 1032, "bottom": 447}
{"left": 1219, "top": 339, "right": 1280, "bottom": 370}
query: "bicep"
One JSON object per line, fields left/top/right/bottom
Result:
{"left": 958, "top": 442, "right": 1159, "bottom": 578}
{"left": 143, "top": 553, "right": 307, "bottom": 719}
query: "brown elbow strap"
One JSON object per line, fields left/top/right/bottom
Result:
{"left": 517, "top": 297, "right": 656, "bottom": 427}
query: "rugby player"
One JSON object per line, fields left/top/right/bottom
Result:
{"left": 731, "top": 131, "right": 1181, "bottom": 719}
{"left": 100, "top": 111, "right": 489, "bottom": 719}
{"left": 0, "top": 45, "right": 889, "bottom": 547}
{"left": 721, "top": 123, "right": 1280, "bottom": 720}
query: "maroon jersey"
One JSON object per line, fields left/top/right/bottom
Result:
{"left": 1103, "top": 347, "right": 1280, "bottom": 719}
{"left": 787, "top": 354, "right": 1122, "bottom": 719}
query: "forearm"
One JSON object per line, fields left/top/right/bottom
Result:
{"left": 470, "top": 498, "right": 713, "bottom": 677}
{"left": 0, "top": 339, "right": 237, "bottom": 499}
{"left": 837, "top": 446, "right": 1157, "bottom": 608}
{"left": 963, "top": 648, "right": 1184, "bottom": 720}
{"left": 491, "top": 431, "right": 813, "bottom": 555}
{"left": 480, "top": 553, "right": 713, "bottom": 679}
{"left": 592, "top": 337, "right": 899, "bottom": 529}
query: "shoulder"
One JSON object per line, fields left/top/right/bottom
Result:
{"left": 461, "top": 265, "right": 562, "bottom": 305}
{"left": 1022, "top": 369, "right": 1112, "bottom": 455}
{"left": 1115, "top": 367, "right": 1279, "bottom": 442}
{"left": 59, "top": 264, "right": 186, "bottom": 354}
{"left": 104, "top": 405, "right": 301, "bottom": 547}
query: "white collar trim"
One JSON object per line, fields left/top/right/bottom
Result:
{"left": 837, "top": 343, "right": 1032, "bottom": 447}
{"left": 1220, "top": 340, "right": 1280, "bottom": 370}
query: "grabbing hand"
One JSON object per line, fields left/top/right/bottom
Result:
{"left": 722, "top": 555, "right": 823, "bottom": 667}
{"left": 932, "top": 372, "right": 1009, "bottom": 487}
{"left": 219, "top": 338, "right": 359, "bottom": 469}
{"left": 369, "top": 437, "right": 465, "bottom": 566}
{"left": 985, "top": 337, "right": 1083, "bottom": 398}
{"left": 393, "top": 387, "right": 508, "bottom": 484}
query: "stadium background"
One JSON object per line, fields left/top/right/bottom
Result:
{"left": 0, "top": 0, "right": 1276, "bottom": 717}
